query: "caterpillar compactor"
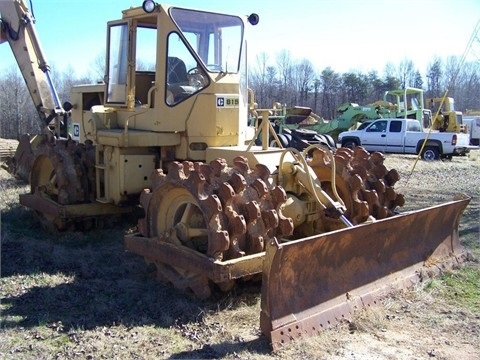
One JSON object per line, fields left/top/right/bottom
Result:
{"left": 0, "top": 0, "right": 471, "bottom": 349}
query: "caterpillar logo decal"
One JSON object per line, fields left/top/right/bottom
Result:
{"left": 216, "top": 95, "right": 239, "bottom": 108}
{"left": 71, "top": 123, "right": 80, "bottom": 141}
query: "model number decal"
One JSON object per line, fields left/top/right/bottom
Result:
{"left": 71, "top": 122, "right": 80, "bottom": 141}
{"left": 216, "top": 95, "right": 239, "bottom": 108}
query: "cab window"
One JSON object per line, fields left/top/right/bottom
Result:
{"left": 367, "top": 120, "right": 387, "bottom": 132}
{"left": 389, "top": 120, "right": 402, "bottom": 133}
{"left": 406, "top": 121, "right": 421, "bottom": 132}
{"left": 166, "top": 32, "right": 209, "bottom": 106}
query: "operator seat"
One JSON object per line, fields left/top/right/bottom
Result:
{"left": 166, "top": 57, "right": 194, "bottom": 105}
{"left": 167, "top": 57, "right": 188, "bottom": 84}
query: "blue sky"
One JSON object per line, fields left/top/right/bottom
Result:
{"left": 1, "top": 0, "right": 479, "bottom": 78}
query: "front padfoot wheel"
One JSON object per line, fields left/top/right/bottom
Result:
{"left": 138, "top": 157, "right": 294, "bottom": 297}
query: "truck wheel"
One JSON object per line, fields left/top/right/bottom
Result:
{"left": 270, "top": 133, "right": 289, "bottom": 148}
{"left": 342, "top": 140, "right": 357, "bottom": 149}
{"left": 323, "top": 134, "right": 336, "bottom": 148}
{"left": 422, "top": 146, "right": 440, "bottom": 161}
{"left": 315, "top": 134, "right": 336, "bottom": 149}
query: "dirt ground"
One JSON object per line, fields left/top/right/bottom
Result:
{"left": 1, "top": 140, "right": 479, "bottom": 359}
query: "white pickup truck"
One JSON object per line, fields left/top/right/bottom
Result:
{"left": 337, "top": 118, "right": 471, "bottom": 160}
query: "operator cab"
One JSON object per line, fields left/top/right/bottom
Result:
{"left": 84, "top": 2, "right": 259, "bottom": 159}
{"left": 104, "top": 4, "right": 246, "bottom": 109}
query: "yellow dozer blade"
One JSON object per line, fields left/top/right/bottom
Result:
{"left": 260, "top": 195, "right": 470, "bottom": 350}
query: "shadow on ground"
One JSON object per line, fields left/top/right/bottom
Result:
{"left": 1, "top": 205, "right": 263, "bottom": 338}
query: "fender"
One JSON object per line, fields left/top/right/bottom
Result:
{"left": 416, "top": 139, "right": 442, "bottom": 154}
{"left": 341, "top": 136, "right": 361, "bottom": 147}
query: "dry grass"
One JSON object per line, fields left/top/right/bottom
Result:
{"left": 1, "top": 150, "right": 479, "bottom": 359}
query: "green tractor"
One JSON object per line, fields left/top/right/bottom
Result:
{"left": 265, "top": 102, "right": 391, "bottom": 151}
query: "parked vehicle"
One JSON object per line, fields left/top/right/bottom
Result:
{"left": 463, "top": 116, "right": 480, "bottom": 146}
{"left": 338, "top": 118, "right": 472, "bottom": 160}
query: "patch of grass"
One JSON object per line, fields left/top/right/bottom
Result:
{"left": 424, "top": 265, "right": 480, "bottom": 314}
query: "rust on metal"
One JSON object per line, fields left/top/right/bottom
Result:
{"left": 5, "top": 134, "right": 37, "bottom": 182}
{"left": 260, "top": 195, "right": 470, "bottom": 350}
{"left": 138, "top": 157, "right": 293, "bottom": 260}
{"left": 19, "top": 192, "right": 132, "bottom": 218}
{"left": 133, "top": 156, "right": 294, "bottom": 297}
{"left": 308, "top": 147, "right": 405, "bottom": 230}
{"left": 124, "top": 233, "right": 265, "bottom": 283}
{"left": 13, "top": 135, "right": 104, "bottom": 231}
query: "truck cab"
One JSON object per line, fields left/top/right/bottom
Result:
{"left": 338, "top": 118, "right": 422, "bottom": 153}
{"left": 338, "top": 117, "right": 472, "bottom": 160}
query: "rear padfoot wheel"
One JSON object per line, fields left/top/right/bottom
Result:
{"left": 308, "top": 146, "right": 404, "bottom": 226}
{"left": 29, "top": 137, "right": 95, "bottom": 232}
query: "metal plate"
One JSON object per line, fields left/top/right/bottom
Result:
{"left": 260, "top": 196, "right": 470, "bottom": 350}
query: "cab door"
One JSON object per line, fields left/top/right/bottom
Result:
{"left": 362, "top": 120, "right": 388, "bottom": 152}
{"left": 385, "top": 120, "right": 404, "bottom": 153}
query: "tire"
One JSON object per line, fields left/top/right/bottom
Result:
{"left": 342, "top": 140, "right": 358, "bottom": 149}
{"left": 313, "top": 134, "right": 332, "bottom": 149}
{"left": 270, "top": 133, "right": 289, "bottom": 148}
{"left": 283, "top": 133, "right": 293, "bottom": 146}
{"left": 323, "top": 134, "right": 336, "bottom": 148}
{"left": 422, "top": 146, "right": 440, "bottom": 161}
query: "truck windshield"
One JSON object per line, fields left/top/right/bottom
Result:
{"left": 170, "top": 7, "right": 244, "bottom": 73}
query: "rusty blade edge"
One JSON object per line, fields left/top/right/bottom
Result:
{"left": 260, "top": 195, "right": 471, "bottom": 350}
{"left": 264, "top": 256, "right": 464, "bottom": 351}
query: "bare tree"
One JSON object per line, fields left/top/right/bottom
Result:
{"left": 425, "top": 57, "right": 443, "bottom": 97}
{"left": 249, "top": 52, "right": 270, "bottom": 108}
{"left": 397, "top": 58, "right": 417, "bottom": 88}
{"left": 320, "top": 67, "right": 341, "bottom": 119}
{"left": 443, "top": 55, "right": 463, "bottom": 97}
{"left": 55, "top": 66, "right": 92, "bottom": 103}
{"left": 312, "top": 78, "right": 321, "bottom": 113}
{"left": 454, "top": 61, "right": 480, "bottom": 111}
{"left": 0, "top": 67, "right": 39, "bottom": 139}
{"left": 90, "top": 52, "right": 107, "bottom": 83}
{"left": 276, "top": 50, "right": 294, "bottom": 105}
{"left": 265, "top": 66, "right": 279, "bottom": 107}
{"left": 295, "top": 59, "right": 315, "bottom": 106}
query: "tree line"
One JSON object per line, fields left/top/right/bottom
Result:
{"left": 249, "top": 50, "right": 480, "bottom": 119}
{"left": 1, "top": 52, "right": 479, "bottom": 140}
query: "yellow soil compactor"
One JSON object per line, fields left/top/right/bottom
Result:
{"left": 0, "top": 0, "right": 471, "bottom": 349}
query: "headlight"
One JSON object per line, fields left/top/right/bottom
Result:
{"left": 142, "top": 0, "right": 157, "bottom": 13}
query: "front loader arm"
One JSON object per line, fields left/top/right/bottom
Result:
{"left": 0, "top": 0, "right": 68, "bottom": 135}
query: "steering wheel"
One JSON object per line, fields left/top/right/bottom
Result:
{"left": 187, "top": 66, "right": 201, "bottom": 75}
{"left": 186, "top": 67, "right": 208, "bottom": 87}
